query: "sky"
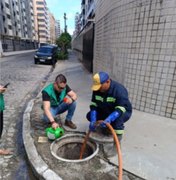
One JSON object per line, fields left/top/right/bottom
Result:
{"left": 45, "top": 0, "right": 81, "bottom": 35}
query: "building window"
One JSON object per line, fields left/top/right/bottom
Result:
{"left": 1, "top": 3, "right": 3, "bottom": 10}
{"left": 38, "top": 19, "right": 45, "bottom": 22}
{"left": 36, "top": 1, "right": 44, "bottom": 5}
{"left": 37, "top": 7, "right": 44, "bottom": 11}
{"left": 5, "top": 3, "right": 9, "bottom": 8}
{"left": 37, "top": 13, "right": 44, "bottom": 16}
{"left": 39, "top": 24, "right": 45, "bottom": 28}
{"left": 7, "top": 14, "right": 11, "bottom": 19}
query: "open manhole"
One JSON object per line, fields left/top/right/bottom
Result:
{"left": 50, "top": 134, "right": 99, "bottom": 163}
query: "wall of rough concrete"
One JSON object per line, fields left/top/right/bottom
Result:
{"left": 93, "top": 0, "right": 176, "bottom": 119}
{"left": 72, "top": 32, "right": 83, "bottom": 62}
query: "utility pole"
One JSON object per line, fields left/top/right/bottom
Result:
{"left": 64, "top": 13, "right": 67, "bottom": 33}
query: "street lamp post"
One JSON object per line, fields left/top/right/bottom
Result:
{"left": 64, "top": 13, "right": 67, "bottom": 33}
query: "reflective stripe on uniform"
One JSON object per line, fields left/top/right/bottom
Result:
{"left": 115, "top": 106, "right": 126, "bottom": 113}
{"left": 95, "top": 95, "right": 103, "bottom": 102}
{"left": 90, "top": 102, "right": 97, "bottom": 107}
{"left": 114, "top": 129, "right": 124, "bottom": 135}
{"left": 106, "top": 97, "right": 116, "bottom": 102}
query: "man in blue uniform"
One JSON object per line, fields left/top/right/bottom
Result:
{"left": 87, "top": 72, "right": 132, "bottom": 141}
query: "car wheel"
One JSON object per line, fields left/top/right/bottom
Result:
{"left": 34, "top": 59, "right": 38, "bottom": 64}
{"left": 51, "top": 59, "right": 55, "bottom": 66}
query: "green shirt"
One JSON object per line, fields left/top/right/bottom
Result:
{"left": 42, "top": 83, "right": 66, "bottom": 106}
{"left": 0, "top": 93, "right": 5, "bottom": 111}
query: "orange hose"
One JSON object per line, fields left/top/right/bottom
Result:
{"left": 105, "top": 123, "right": 123, "bottom": 180}
{"left": 79, "top": 130, "right": 91, "bottom": 159}
{"left": 79, "top": 121, "right": 123, "bottom": 180}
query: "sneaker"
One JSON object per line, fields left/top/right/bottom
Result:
{"left": 65, "top": 120, "right": 77, "bottom": 129}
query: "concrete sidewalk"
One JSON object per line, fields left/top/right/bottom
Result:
{"left": 0, "top": 49, "right": 36, "bottom": 57}
{"left": 23, "top": 51, "right": 176, "bottom": 180}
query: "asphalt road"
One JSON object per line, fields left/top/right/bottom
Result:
{"left": 0, "top": 52, "right": 53, "bottom": 179}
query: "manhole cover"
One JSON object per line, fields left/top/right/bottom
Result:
{"left": 50, "top": 134, "right": 99, "bottom": 163}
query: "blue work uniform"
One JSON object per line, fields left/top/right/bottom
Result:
{"left": 87, "top": 79, "right": 132, "bottom": 135}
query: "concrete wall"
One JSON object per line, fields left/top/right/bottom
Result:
{"left": 93, "top": 0, "right": 176, "bottom": 119}
{"left": 72, "top": 24, "right": 94, "bottom": 72}
{"left": 72, "top": 33, "right": 83, "bottom": 62}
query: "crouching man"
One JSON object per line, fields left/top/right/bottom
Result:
{"left": 87, "top": 72, "right": 132, "bottom": 142}
{"left": 42, "top": 74, "right": 77, "bottom": 129}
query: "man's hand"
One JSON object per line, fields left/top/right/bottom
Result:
{"left": 51, "top": 121, "right": 59, "bottom": 129}
{"left": 63, "top": 96, "right": 73, "bottom": 104}
{"left": 100, "top": 111, "right": 121, "bottom": 128}
{"left": 0, "top": 85, "right": 6, "bottom": 93}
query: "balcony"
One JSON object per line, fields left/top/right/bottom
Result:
{"left": 86, "top": 1, "right": 95, "bottom": 19}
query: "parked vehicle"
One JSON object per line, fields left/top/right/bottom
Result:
{"left": 34, "top": 45, "right": 58, "bottom": 65}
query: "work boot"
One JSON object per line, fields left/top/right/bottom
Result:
{"left": 65, "top": 120, "right": 77, "bottom": 129}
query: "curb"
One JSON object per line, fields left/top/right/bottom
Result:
{"left": 23, "top": 99, "right": 62, "bottom": 180}
{"left": 1, "top": 50, "right": 36, "bottom": 57}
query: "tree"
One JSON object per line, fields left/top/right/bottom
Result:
{"left": 56, "top": 32, "right": 71, "bottom": 54}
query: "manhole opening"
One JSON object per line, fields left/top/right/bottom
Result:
{"left": 50, "top": 134, "right": 99, "bottom": 162}
{"left": 57, "top": 142, "right": 93, "bottom": 160}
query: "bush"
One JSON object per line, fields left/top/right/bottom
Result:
{"left": 57, "top": 52, "right": 68, "bottom": 60}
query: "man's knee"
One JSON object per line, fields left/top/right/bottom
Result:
{"left": 86, "top": 111, "right": 91, "bottom": 121}
{"left": 69, "top": 101, "right": 76, "bottom": 109}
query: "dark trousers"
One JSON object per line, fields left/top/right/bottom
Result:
{"left": 0, "top": 111, "right": 3, "bottom": 139}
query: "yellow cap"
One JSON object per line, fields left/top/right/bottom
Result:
{"left": 91, "top": 72, "right": 109, "bottom": 91}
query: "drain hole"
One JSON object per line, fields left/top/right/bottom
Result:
{"left": 57, "top": 142, "right": 93, "bottom": 160}
{"left": 50, "top": 134, "right": 99, "bottom": 162}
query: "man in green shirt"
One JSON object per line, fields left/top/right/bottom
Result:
{"left": 42, "top": 74, "right": 77, "bottom": 129}
{"left": 0, "top": 84, "right": 11, "bottom": 155}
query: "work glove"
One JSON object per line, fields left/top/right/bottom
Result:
{"left": 89, "top": 110, "right": 97, "bottom": 131}
{"left": 100, "top": 111, "right": 121, "bottom": 128}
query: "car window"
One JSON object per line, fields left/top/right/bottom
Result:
{"left": 38, "top": 47, "right": 53, "bottom": 53}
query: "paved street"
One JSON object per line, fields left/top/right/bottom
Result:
{"left": 0, "top": 52, "right": 52, "bottom": 179}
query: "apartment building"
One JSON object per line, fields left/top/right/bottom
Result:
{"left": 55, "top": 20, "right": 61, "bottom": 39}
{"left": 0, "top": 0, "right": 34, "bottom": 39}
{"left": 74, "top": 12, "right": 81, "bottom": 36}
{"left": 21, "top": 0, "right": 35, "bottom": 40}
{"left": 85, "top": 0, "right": 95, "bottom": 21}
{"left": 33, "top": 0, "right": 48, "bottom": 44}
{"left": 80, "top": 0, "right": 95, "bottom": 30}
{"left": 0, "top": 0, "right": 14, "bottom": 36}
{"left": 48, "top": 12, "right": 55, "bottom": 44}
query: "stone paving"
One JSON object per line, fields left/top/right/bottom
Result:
{"left": 0, "top": 51, "right": 51, "bottom": 179}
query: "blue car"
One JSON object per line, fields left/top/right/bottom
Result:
{"left": 34, "top": 45, "right": 58, "bottom": 65}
